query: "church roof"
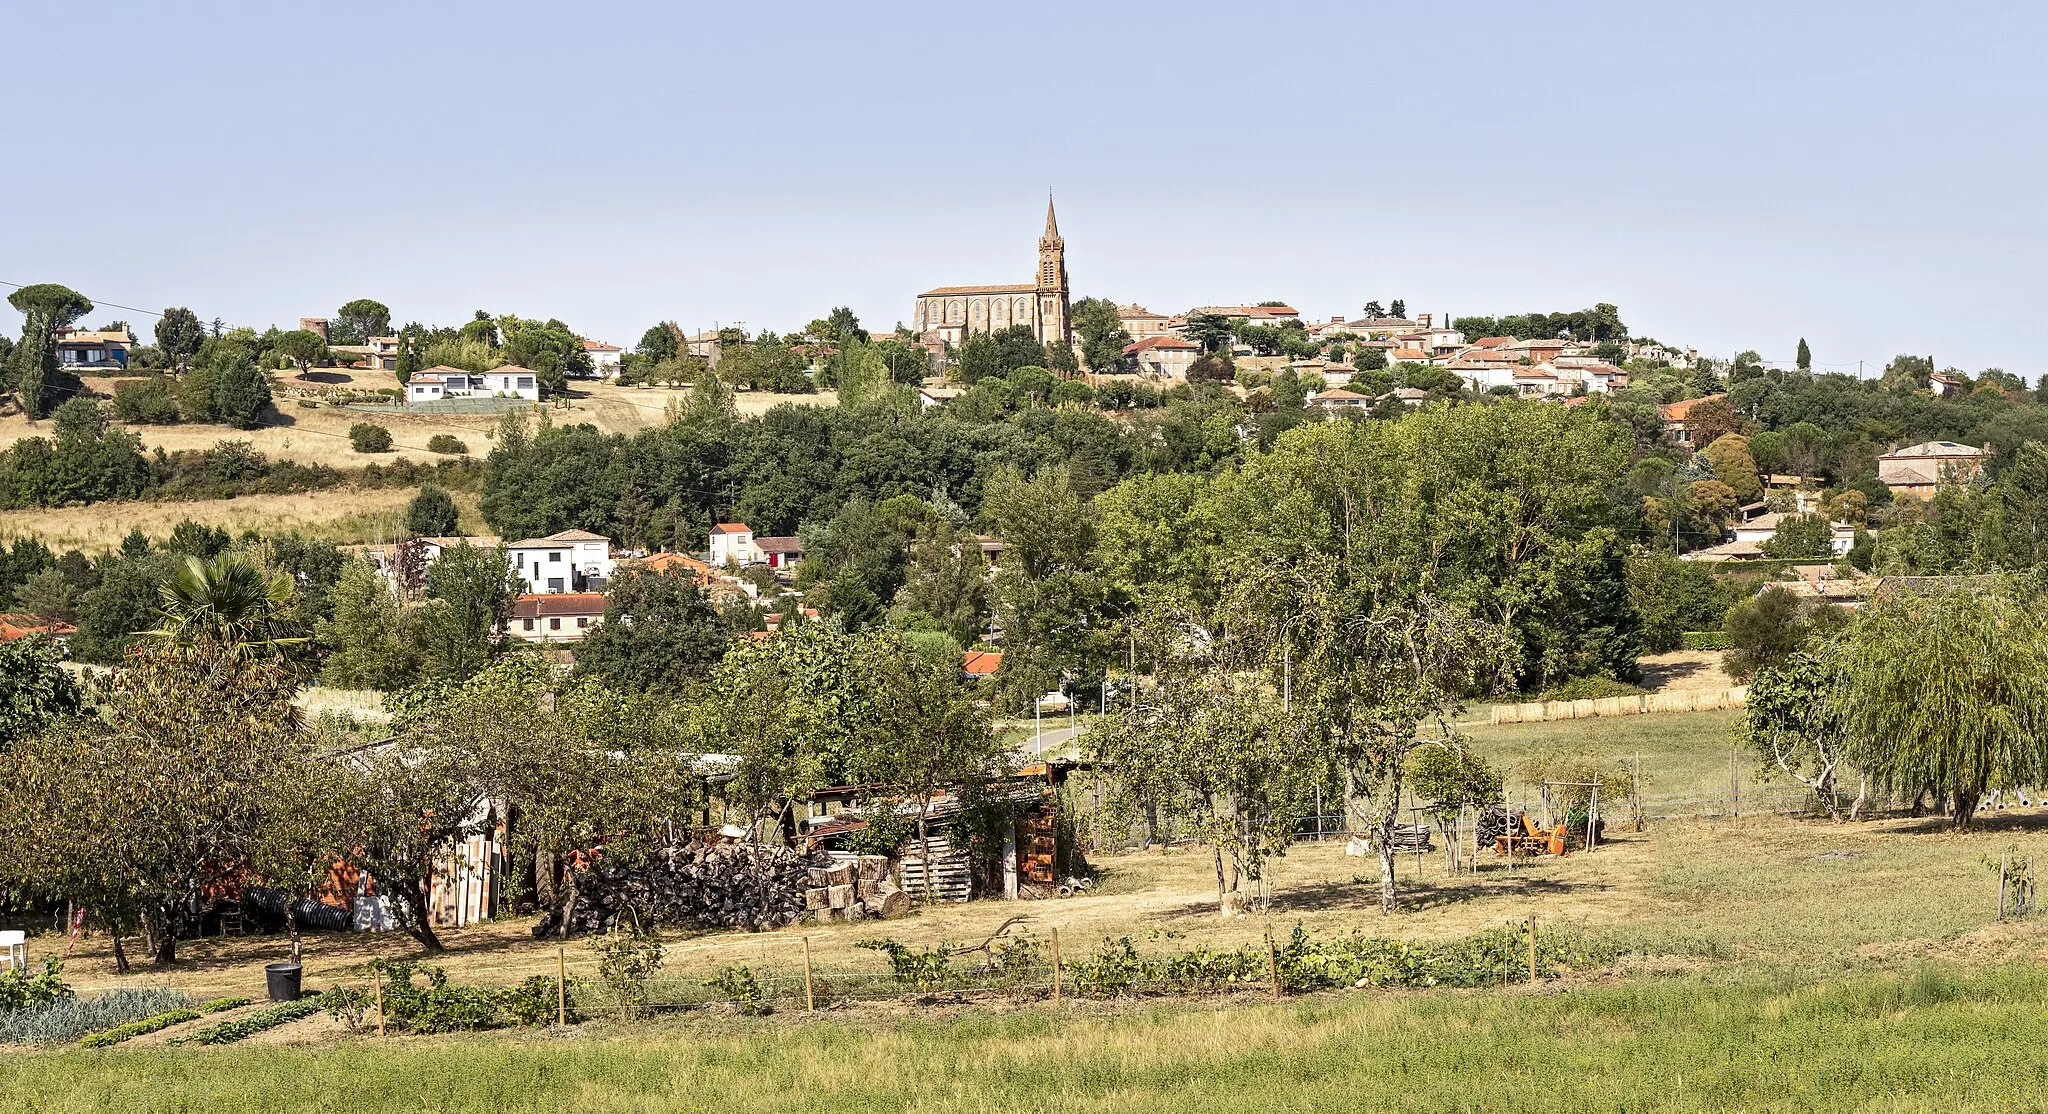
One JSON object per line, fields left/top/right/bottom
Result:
{"left": 920, "top": 284, "right": 1039, "bottom": 297}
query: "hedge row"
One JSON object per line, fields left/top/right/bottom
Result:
{"left": 79, "top": 1009, "right": 200, "bottom": 1048}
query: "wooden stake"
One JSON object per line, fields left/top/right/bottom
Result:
{"left": 1051, "top": 927, "right": 1062, "bottom": 1007}
{"left": 802, "top": 936, "right": 816, "bottom": 1013}
{"left": 556, "top": 947, "right": 567, "bottom": 1026}
{"left": 373, "top": 962, "right": 385, "bottom": 1037}
{"left": 1999, "top": 853, "right": 2009, "bottom": 920}
{"left": 1265, "top": 928, "right": 1281, "bottom": 999}
{"left": 1526, "top": 915, "right": 1537, "bottom": 984}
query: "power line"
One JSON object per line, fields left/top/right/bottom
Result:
{"left": 0, "top": 280, "right": 167, "bottom": 322}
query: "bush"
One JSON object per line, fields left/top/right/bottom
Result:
{"left": 0, "top": 988, "right": 189, "bottom": 1045}
{"left": 349, "top": 423, "right": 394, "bottom": 453}
{"left": 426, "top": 433, "right": 469, "bottom": 455}
{"left": 703, "top": 965, "right": 767, "bottom": 1015}
{"left": 323, "top": 959, "right": 570, "bottom": 1034}
{"left": 0, "top": 959, "right": 72, "bottom": 1010}
{"left": 1540, "top": 676, "right": 1649, "bottom": 702}
{"left": 110, "top": 378, "right": 181, "bottom": 423}
{"left": 1681, "top": 631, "right": 1732, "bottom": 650}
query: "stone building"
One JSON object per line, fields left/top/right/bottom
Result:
{"left": 912, "top": 197, "right": 1072, "bottom": 351}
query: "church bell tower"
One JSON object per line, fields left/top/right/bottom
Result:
{"left": 1036, "top": 194, "right": 1072, "bottom": 349}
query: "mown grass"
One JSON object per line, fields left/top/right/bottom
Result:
{"left": 9, "top": 965, "right": 2048, "bottom": 1111}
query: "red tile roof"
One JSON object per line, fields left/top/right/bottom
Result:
{"left": 1123, "top": 336, "right": 1200, "bottom": 354}
{"left": 511, "top": 593, "right": 609, "bottom": 619}
{"left": 711, "top": 523, "right": 751, "bottom": 534}
{"left": 0, "top": 615, "right": 75, "bottom": 641}
{"left": 755, "top": 536, "right": 804, "bottom": 554}
{"left": 962, "top": 650, "right": 1004, "bottom": 676}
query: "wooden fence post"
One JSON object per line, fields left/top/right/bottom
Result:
{"left": 1051, "top": 927, "right": 1062, "bottom": 1007}
{"left": 1526, "top": 916, "right": 1537, "bottom": 985}
{"left": 556, "top": 947, "right": 567, "bottom": 1026}
{"left": 803, "top": 936, "right": 816, "bottom": 1013}
{"left": 1999, "top": 853, "right": 2009, "bottom": 920}
{"left": 1266, "top": 928, "right": 1281, "bottom": 999}
{"left": 373, "top": 961, "right": 385, "bottom": 1037}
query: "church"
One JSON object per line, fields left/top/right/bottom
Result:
{"left": 912, "top": 197, "right": 1073, "bottom": 351}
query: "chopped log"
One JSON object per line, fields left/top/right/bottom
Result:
{"left": 824, "top": 862, "right": 858, "bottom": 886}
{"left": 807, "top": 867, "right": 833, "bottom": 887}
{"left": 804, "top": 888, "right": 831, "bottom": 911}
{"left": 827, "top": 884, "right": 855, "bottom": 909}
{"left": 869, "top": 888, "right": 911, "bottom": 919}
{"left": 531, "top": 839, "right": 828, "bottom": 937}
{"left": 857, "top": 856, "right": 891, "bottom": 881}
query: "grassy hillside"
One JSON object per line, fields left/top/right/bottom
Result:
{"left": 0, "top": 487, "right": 486, "bottom": 552}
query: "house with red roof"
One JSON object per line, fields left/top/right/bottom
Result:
{"left": 510, "top": 593, "right": 608, "bottom": 643}
{"left": 1122, "top": 335, "right": 1201, "bottom": 378}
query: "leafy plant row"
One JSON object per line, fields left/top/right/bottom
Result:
{"left": 320, "top": 960, "right": 575, "bottom": 1034}
{"left": 177, "top": 999, "right": 321, "bottom": 1045}
{"left": 0, "top": 988, "right": 191, "bottom": 1045}
{"left": 79, "top": 995, "right": 254, "bottom": 1049}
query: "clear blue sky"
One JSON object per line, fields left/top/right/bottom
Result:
{"left": 4, "top": 1, "right": 2042, "bottom": 373}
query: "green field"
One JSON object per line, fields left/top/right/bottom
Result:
{"left": 10, "top": 965, "right": 2048, "bottom": 1112}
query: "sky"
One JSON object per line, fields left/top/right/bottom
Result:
{"left": 4, "top": 0, "right": 2045, "bottom": 373}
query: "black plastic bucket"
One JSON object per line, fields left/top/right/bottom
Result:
{"left": 264, "top": 962, "right": 303, "bottom": 1002}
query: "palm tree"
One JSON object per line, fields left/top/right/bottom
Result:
{"left": 149, "top": 554, "right": 304, "bottom": 653}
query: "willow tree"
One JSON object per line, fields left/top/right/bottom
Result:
{"left": 1833, "top": 583, "right": 2048, "bottom": 827}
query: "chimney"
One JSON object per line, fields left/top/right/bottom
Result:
{"left": 1331, "top": 315, "right": 1345, "bottom": 325}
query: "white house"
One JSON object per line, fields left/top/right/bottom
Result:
{"left": 406, "top": 364, "right": 542, "bottom": 403}
{"left": 709, "top": 523, "right": 759, "bottom": 567}
{"left": 1307, "top": 388, "right": 1374, "bottom": 410}
{"left": 507, "top": 530, "right": 614, "bottom": 594}
{"left": 510, "top": 593, "right": 608, "bottom": 643}
{"left": 582, "top": 340, "right": 623, "bottom": 378}
{"left": 1123, "top": 335, "right": 1201, "bottom": 378}
{"left": 1731, "top": 512, "right": 1856, "bottom": 557}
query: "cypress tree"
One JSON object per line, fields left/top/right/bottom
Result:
{"left": 1796, "top": 337, "right": 1811, "bottom": 371}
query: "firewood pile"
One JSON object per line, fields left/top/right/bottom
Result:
{"left": 804, "top": 856, "right": 912, "bottom": 922}
{"left": 537, "top": 840, "right": 832, "bottom": 935}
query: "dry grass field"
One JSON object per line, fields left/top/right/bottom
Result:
{"left": 0, "top": 371, "right": 835, "bottom": 469}
{"left": 0, "top": 487, "right": 487, "bottom": 552}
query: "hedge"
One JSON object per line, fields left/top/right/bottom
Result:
{"left": 1681, "top": 631, "right": 1732, "bottom": 650}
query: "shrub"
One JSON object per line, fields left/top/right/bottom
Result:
{"left": 349, "top": 423, "right": 394, "bottom": 453}
{"left": 325, "top": 959, "right": 570, "bottom": 1034}
{"left": 426, "top": 433, "right": 469, "bottom": 455}
{"left": 0, "top": 959, "right": 72, "bottom": 1010}
{"left": 591, "top": 927, "right": 664, "bottom": 1017}
{"left": 79, "top": 1008, "right": 200, "bottom": 1048}
{"left": 703, "top": 965, "right": 767, "bottom": 1016}
{"left": 1682, "top": 631, "right": 1732, "bottom": 650}
{"left": 1541, "top": 676, "right": 1649, "bottom": 702}
{"left": 110, "top": 378, "right": 181, "bottom": 423}
{"left": 856, "top": 938, "right": 955, "bottom": 992}
{"left": 0, "top": 988, "right": 189, "bottom": 1045}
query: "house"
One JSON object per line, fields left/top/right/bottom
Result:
{"left": 709, "top": 523, "right": 759, "bottom": 567}
{"left": 1123, "top": 335, "right": 1201, "bottom": 378}
{"left": 1307, "top": 387, "right": 1374, "bottom": 410}
{"left": 1185, "top": 304, "right": 1302, "bottom": 324}
{"left": 508, "top": 530, "right": 614, "bottom": 594}
{"left": 364, "top": 336, "right": 401, "bottom": 370}
{"left": 683, "top": 330, "right": 725, "bottom": 368}
{"left": 1928, "top": 371, "right": 1961, "bottom": 397}
{"left": 52, "top": 328, "right": 131, "bottom": 372}
{"left": 582, "top": 340, "right": 623, "bottom": 377}
{"left": 754, "top": 536, "right": 804, "bottom": 570}
{"left": 405, "top": 365, "right": 542, "bottom": 403}
{"left": 916, "top": 387, "right": 962, "bottom": 409}
{"left": 1658, "top": 394, "right": 1726, "bottom": 450}
{"left": 1878, "top": 441, "right": 1987, "bottom": 498}
{"left": 510, "top": 593, "right": 607, "bottom": 642}
{"left": 1117, "top": 304, "right": 1174, "bottom": 339}
{"left": 640, "top": 551, "right": 718, "bottom": 584}
{"left": 1549, "top": 357, "right": 1628, "bottom": 393}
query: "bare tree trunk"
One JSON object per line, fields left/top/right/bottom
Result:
{"left": 1374, "top": 790, "right": 1401, "bottom": 915}
{"left": 152, "top": 903, "right": 179, "bottom": 966}
{"left": 535, "top": 850, "right": 556, "bottom": 911}
{"left": 111, "top": 933, "right": 129, "bottom": 975}
{"left": 287, "top": 903, "right": 302, "bottom": 965}
{"left": 1953, "top": 790, "right": 1980, "bottom": 830}
{"left": 1849, "top": 773, "right": 1868, "bottom": 821}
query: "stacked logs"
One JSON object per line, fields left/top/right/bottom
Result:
{"left": 803, "top": 856, "right": 911, "bottom": 923}
{"left": 537, "top": 840, "right": 827, "bottom": 936}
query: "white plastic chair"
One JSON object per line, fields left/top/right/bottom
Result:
{"left": 0, "top": 931, "right": 25, "bottom": 972}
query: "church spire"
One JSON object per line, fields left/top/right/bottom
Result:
{"left": 1039, "top": 191, "right": 1063, "bottom": 251}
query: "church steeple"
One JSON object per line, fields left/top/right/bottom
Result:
{"left": 1039, "top": 193, "right": 1063, "bottom": 252}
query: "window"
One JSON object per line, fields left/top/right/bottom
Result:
{"left": 519, "top": 377, "right": 534, "bottom": 390}
{"left": 523, "top": 618, "right": 534, "bottom": 631}
{"left": 576, "top": 617, "right": 589, "bottom": 628}
{"left": 548, "top": 551, "right": 562, "bottom": 562}
{"left": 550, "top": 618, "right": 561, "bottom": 630}
{"left": 548, "top": 578, "right": 564, "bottom": 592}
{"left": 515, "top": 553, "right": 525, "bottom": 567}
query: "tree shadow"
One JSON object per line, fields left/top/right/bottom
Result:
{"left": 1639, "top": 657, "right": 1709, "bottom": 688}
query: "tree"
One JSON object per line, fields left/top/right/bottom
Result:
{"left": 990, "top": 325, "right": 1047, "bottom": 375}
{"left": 1183, "top": 313, "right": 1235, "bottom": 354}
{"left": 893, "top": 525, "right": 989, "bottom": 645}
{"left": 956, "top": 333, "right": 1001, "bottom": 384}
{"left": 1407, "top": 738, "right": 1502, "bottom": 870}
{"left": 1834, "top": 583, "right": 2048, "bottom": 827}
{"left": 413, "top": 542, "right": 510, "bottom": 681}
{"left": 1760, "top": 512, "right": 1833, "bottom": 559}
{"left": 351, "top": 739, "right": 478, "bottom": 952}
{"left": 1362, "top": 301, "right": 1386, "bottom": 319}
{"left": 846, "top": 636, "right": 1005, "bottom": 901}
{"left": 571, "top": 569, "right": 728, "bottom": 694}
{"left": 1796, "top": 337, "right": 1812, "bottom": 372}
{"left": 697, "top": 624, "right": 875, "bottom": 836}
{"left": 1701, "top": 434, "right": 1764, "bottom": 505}
{"left": 214, "top": 355, "right": 273, "bottom": 429}
{"left": 246, "top": 748, "right": 358, "bottom": 963}
{"left": 1353, "top": 345, "right": 1388, "bottom": 372}
{"left": 155, "top": 308, "right": 206, "bottom": 369}
{"left": 333, "top": 299, "right": 392, "bottom": 345}
{"left": 1389, "top": 299, "right": 1406, "bottom": 319}
{"left": 1723, "top": 585, "right": 1836, "bottom": 679}
{"left": 406, "top": 485, "right": 460, "bottom": 537}
{"left": 1740, "top": 650, "right": 1854, "bottom": 820}
{"left": 8, "top": 283, "right": 92, "bottom": 420}
{"left": 0, "top": 636, "right": 79, "bottom": 751}
{"left": 636, "top": 322, "right": 680, "bottom": 362}
{"left": 1071, "top": 297, "right": 1134, "bottom": 373}
{"left": 315, "top": 559, "right": 416, "bottom": 690}
{"left": 982, "top": 464, "right": 1109, "bottom": 705}
{"left": 149, "top": 553, "right": 303, "bottom": 654}
{"left": 1626, "top": 550, "right": 1737, "bottom": 651}
{"left": 272, "top": 330, "right": 327, "bottom": 378}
